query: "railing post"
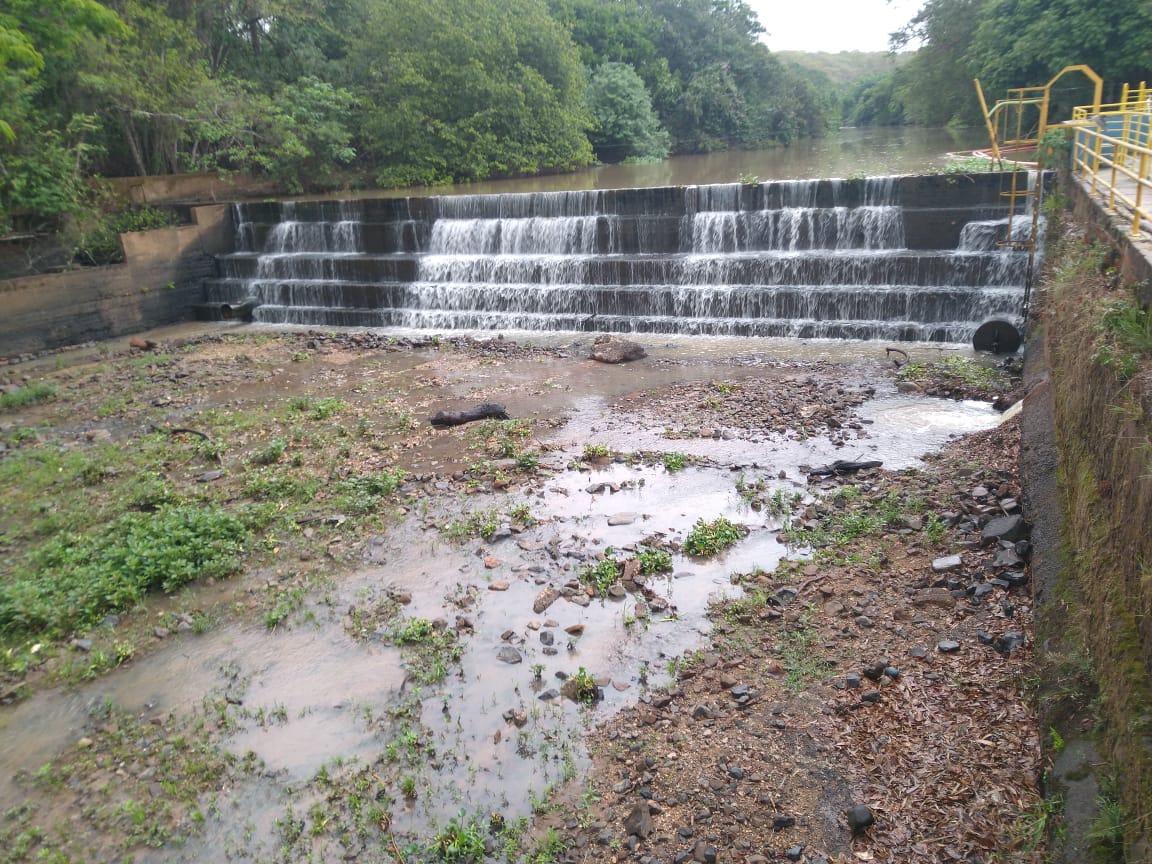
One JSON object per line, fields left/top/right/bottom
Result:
{"left": 1092, "top": 129, "right": 1104, "bottom": 194}
{"left": 1135, "top": 149, "right": 1148, "bottom": 237}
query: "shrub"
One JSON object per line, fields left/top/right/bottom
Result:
{"left": 684, "top": 517, "right": 744, "bottom": 557}
{"left": 0, "top": 505, "right": 247, "bottom": 638}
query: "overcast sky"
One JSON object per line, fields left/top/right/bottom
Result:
{"left": 750, "top": 0, "right": 924, "bottom": 53}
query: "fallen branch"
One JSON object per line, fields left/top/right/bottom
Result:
{"left": 429, "top": 402, "right": 509, "bottom": 429}
{"left": 148, "top": 424, "right": 222, "bottom": 463}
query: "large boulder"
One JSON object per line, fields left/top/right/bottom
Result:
{"left": 590, "top": 334, "right": 646, "bottom": 364}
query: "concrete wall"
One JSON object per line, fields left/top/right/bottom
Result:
{"left": 0, "top": 205, "right": 231, "bottom": 359}
{"left": 1027, "top": 179, "right": 1152, "bottom": 860}
{"left": 103, "top": 172, "right": 280, "bottom": 206}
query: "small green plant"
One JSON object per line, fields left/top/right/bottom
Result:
{"left": 567, "top": 667, "right": 599, "bottom": 704}
{"left": 531, "top": 828, "right": 567, "bottom": 864}
{"left": 509, "top": 503, "right": 534, "bottom": 525}
{"left": 389, "top": 617, "right": 463, "bottom": 683}
{"left": 1014, "top": 794, "right": 1063, "bottom": 852}
{"left": 582, "top": 443, "right": 610, "bottom": 461}
{"left": 0, "top": 383, "right": 56, "bottom": 412}
{"left": 429, "top": 814, "right": 487, "bottom": 862}
{"left": 684, "top": 517, "right": 744, "bottom": 557}
{"left": 779, "top": 624, "right": 831, "bottom": 690}
{"left": 250, "top": 438, "right": 287, "bottom": 466}
{"left": 1048, "top": 726, "right": 1066, "bottom": 754}
{"left": 531, "top": 663, "right": 544, "bottom": 681}
{"left": 580, "top": 557, "right": 620, "bottom": 596}
{"left": 1094, "top": 296, "right": 1152, "bottom": 381}
{"left": 737, "top": 172, "right": 759, "bottom": 185}
{"left": 662, "top": 452, "right": 688, "bottom": 472}
{"left": 401, "top": 775, "right": 417, "bottom": 799}
{"left": 1087, "top": 792, "right": 1124, "bottom": 861}
{"left": 443, "top": 508, "right": 500, "bottom": 541}
{"left": 898, "top": 356, "right": 1008, "bottom": 394}
{"left": 923, "top": 513, "right": 947, "bottom": 545}
{"left": 636, "top": 547, "right": 673, "bottom": 574}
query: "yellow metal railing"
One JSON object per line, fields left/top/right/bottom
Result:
{"left": 1067, "top": 81, "right": 1152, "bottom": 238}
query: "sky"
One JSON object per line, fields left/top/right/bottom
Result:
{"left": 750, "top": 0, "right": 925, "bottom": 53}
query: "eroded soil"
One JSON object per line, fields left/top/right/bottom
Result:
{"left": 0, "top": 328, "right": 1037, "bottom": 864}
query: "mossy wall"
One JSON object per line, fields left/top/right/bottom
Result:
{"left": 1043, "top": 226, "right": 1152, "bottom": 861}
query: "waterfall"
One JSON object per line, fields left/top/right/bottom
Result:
{"left": 207, "top": 174, "right": 1042, "bottom": 344}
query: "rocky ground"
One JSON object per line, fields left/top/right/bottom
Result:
{"left": 0, "top": 328, "right": 1038, "bottom": 864}
{"left": 545, "top": 421, "right": 1041, "bottom": 864}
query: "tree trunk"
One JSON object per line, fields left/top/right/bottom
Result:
{"left": 121, "top": 113, "right": 148, "bottom": 177}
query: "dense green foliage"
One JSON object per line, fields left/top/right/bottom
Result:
{"left": 586, "top": 62, "right": 669, "bottom": 161}
{"left": 1, "top": 0, "right": 835, "bottom": 234}
{"left": 842, "top": 0, "right": 1152, "bottom": 128}
{"left": 0, "top": 504, "right": 247, "bottom": 638}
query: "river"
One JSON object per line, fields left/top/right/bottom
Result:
{"left": 333, "top": 126, "right": 989, "bottom": 200}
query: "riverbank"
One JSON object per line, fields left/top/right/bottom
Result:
{"left": 0, "top": 326, "right": 1037, "bottom": 862}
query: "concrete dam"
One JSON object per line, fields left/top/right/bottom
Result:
{"left": 204, "top": 172, "right": 1041, "bottom": 343}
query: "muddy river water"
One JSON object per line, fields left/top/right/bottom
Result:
{"left": 0, "top": 327, "right": 1006, "bottom": 860}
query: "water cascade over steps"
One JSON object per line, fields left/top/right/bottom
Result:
{"left": 204, "top": 173, "right": 1043, "bottom": 342}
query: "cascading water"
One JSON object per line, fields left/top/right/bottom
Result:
{"left": 208, "top": 174, "right": 1042, "bottom": 343}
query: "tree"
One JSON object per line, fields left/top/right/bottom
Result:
{"left": 586, "top": 62, "right": 670, "bottom": 161}
{"left": 351, "top": 0, "right": 593, "bottom": 186}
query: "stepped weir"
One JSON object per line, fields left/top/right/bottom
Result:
{"left": 204, "top": 173, "right": 1042, "bottom": 343}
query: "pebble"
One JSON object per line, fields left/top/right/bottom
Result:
{"left": 937, "top": 639, "right": 960, "bottom": 653}
{"left": 608, "top": 512, "right": 639, "bottom": 526}
{"left": 931, "top": 554, "right": 963, "bottom": 572}
{"left": 497, "top": 646, "right": 523, "bottom": 664}
{"left": 564, "top": 624, "right": 585, "bottom": 636}
{"left": 540, "top": 631, "right": 555, "bottom": 646}
{"left": 533, "top": 588, "right": 560, "bottom": 614}
{"left": 488, "top": 580, "right": 509, "bottom": 591}
{"left": 484, "top": 557, "right": 502, "bottom": 570}
{"left": 845, "top": 804, "right": 875, "bottom": 834}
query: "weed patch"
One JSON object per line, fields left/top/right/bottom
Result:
{"left": 0, "top": 505, "right": 246, "bottom": 639}
{"left": 684, "top": 517, "right": 744, "bottom": 557}
{"left": 0, "top": 382, "right": 56, "bottom": 412}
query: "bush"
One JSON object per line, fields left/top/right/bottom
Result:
{"left": 684, "top": 517, "right": 744, "bottom": 557}
{"left": 0, "top": 505, "right": 247, "bottom": 638}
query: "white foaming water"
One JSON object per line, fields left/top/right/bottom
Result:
{"left": 213, "top": 174, "right": 1040, "bottom": 344}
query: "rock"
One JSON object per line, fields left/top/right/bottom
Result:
{"left": 608, "top": 512, "right": 639, "bottom": 526}
{"left": 855, "top": 615, "right": 874, "bottom": 628}
{"left": 502, "top": 709, "right": 528, "bottom": 727}
{"left": 77, "top": 737, "right": 94, "bottom": 750}
{"left": 995, "top": 631, "right": 1026, "bottom": 655}
{"left": 932, "top": 554, "right": 963, "bottom": 572}
{"left": 785, "top": 847, "right": 804, "bottom": 862}
{"left": 538, "top": 689, "right": 559, "bottom": 701}
{"left": 608, "top": 584, "right": 626, "bottom": 599}
{"left": 591, "top": 335, "right": 647, "bottom": 364}
{"left": 129, "top": 337, "right": 157, "bottom": 351}
{"left": 70, "top": 638, "right": 93, "bottom": 653}
{"left": 993, "top": 548, "right": 1023, "bottom": 568}
{"left": 981, "top": 515, "right": 1029, "bottom": 545}
{"left": 772, "top": 815, "right": 796, "bottom": 831}
{"left": 937, "top": 639, "right": 960, "bottom": 653}
{"left": 692, "top": 841, "right": 718, "bottom": 864}
{"left": 913, "top": 587, "right": 957, "bottom": 609}
{"left": 564, "top": 624, "right": 585, "bottom": 636}
{"left": 85, "top": 428, "right": 113, "bottom": 443}
{"left": 909, "top": 646, "right": 928, "bottom": 659}
{"left": 533, "top": 588, "right": 560, "bottom": 614}
{"left": 488, "top": 580, "right": 509, "bottom": 591}
{"left": 844, "top": 673, "right": 862, "bottom": 689}
{"left": 845, "top": 804, "right": 875, "bottom": 834}
{"left": 484, "top": 557, "right": 502, "bottom": 570}
{"left": 624, "top": 801, "right": 654, "bottom": 838}
{"left": 727, "top": 765, "right": 744, "bottom": 779}
{"left": 497, "top": 647, "right": 523, "bottom": 664}
{"left": 540, "top": 631, "right": 555, "bottom": 646}
{"left": 153, "top": 627, "right": 169, "bottom": 639}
